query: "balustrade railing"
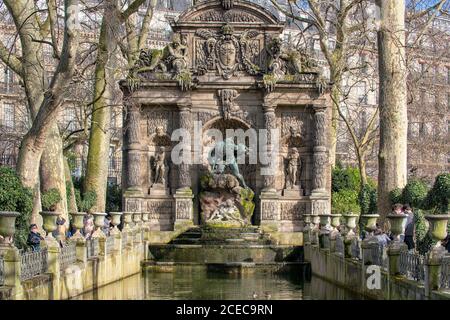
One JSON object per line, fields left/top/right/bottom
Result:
{"left": 86, "top": 239, "right": 99, "bottom": 259}
{"left": 20, "top": 249, "right": 48, "bottom": 281}
{"left": 399, "top": 249, "right": 425, "bottom": 282}
{"left": 106, "top": 236, "right": 115, "bottom": 255}
{"left": 122, "top": 232, "right": 128, "bottom": 250}
{"left": 59, "top": 242, "right": 77, "bottom": 271}
{"left": 0, "top": 256, "right": 4, "bottom": 286}
{"left": 335, "top": 235, "right": 345, "bottom": 256}
{"left": 351, "top": 238, "right": 361, "bottom": 260}
{"left": 441, "top": 254, "right": 450, "bottom": 290}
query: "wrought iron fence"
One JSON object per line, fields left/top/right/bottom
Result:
{"left": 0, "top": 255, "right": 4, "bottom": 286}
{"left": 399, "top": 249, "right": 425, "bottom": 282}
{"left": 335, "top": 235, "right": 345, "bottom": 256}
{"left": 106, "top": 236, "right": 115, "bottom": 255}
{"left": 86, "top": 238, "right": 99, "bottom": 259}
{"left": 59, "top": 242, "right": 77, "bottom": 270}
{"left": 351, "top": 238, "right": 361, "bottom": 260}
{"left": 441, "top": 254, "right": 450, "bottom": 290}
{"left": 20, "top": 249, "right": 48, "bottom": 282}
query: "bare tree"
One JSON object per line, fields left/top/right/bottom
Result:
{"left": 84, "top": 0, "right": 156, "bottom": 211}
{"left": 0, "top": 0, "right": 80, "bottom": 223}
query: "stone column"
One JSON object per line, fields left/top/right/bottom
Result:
{"left": 124, "top": 102, "right": 143, "bottom": 195}
{"left": 0, "top": 246, "right": 23, "bottom": 299}
{"left": 387, "top": 241, "right": 407, "bottom": 276}
{"left": 259, "top": 103, "right": 280, "bottom": 232}
{"left": 311, "top": 104, "right": 328, "bottom": 196}
{"left": 174, "top": 104, "right": 194, "bottom": 230}
{"left": 425, "top": 246, "right": 447, "bottom": 296}
{"left": 45, "top": 241, "right": 61, "bottom": 300}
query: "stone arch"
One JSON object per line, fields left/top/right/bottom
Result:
{"left": 175, "top": 0, "right": 280, "bottom": 25}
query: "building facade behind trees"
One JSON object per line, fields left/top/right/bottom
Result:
{"left": 0, "top": 0, "right": 448, "bottom": 187}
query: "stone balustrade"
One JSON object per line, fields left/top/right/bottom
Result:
{"left": 0, "top": 211, "right": 151, "bottom": 300}
{"left": 303, "top": 213, "right": 450, "bottom": 300}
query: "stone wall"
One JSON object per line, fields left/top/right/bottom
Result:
{"left": 305, "top": 244, "right": 450, "bottom": 300}
{"left": 0, "top": 233, "right": 146, "bottom": 300}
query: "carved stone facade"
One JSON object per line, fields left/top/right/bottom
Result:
{"left": 120, "top": 0, "right": 331, "bottom": 235}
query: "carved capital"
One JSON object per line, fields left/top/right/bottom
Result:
{"left": 177, "top": 102, "right": 192, "bottom": 112}
{"left": 262, "top": 103, "right": 276, "bottom": 114}
{"left": 312, "top": 103, "right": 327, "bottom": 113}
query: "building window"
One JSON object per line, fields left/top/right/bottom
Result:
{"left": 63, "top": 107, "right": 77, "bottom": 131}
{"left": 2, "top": 103, "right": 15, "bottom": 129}
{"left": 408, "top": 122, "right": 420, "bottom": 138}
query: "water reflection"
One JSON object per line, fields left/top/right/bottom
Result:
{"left": 74, "top": 266, "right": 365, "bottom": 300}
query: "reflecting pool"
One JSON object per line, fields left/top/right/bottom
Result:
{"left": 74, "top": 265, "right": 366, "bottom": 300}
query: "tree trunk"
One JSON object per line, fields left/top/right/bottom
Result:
{"left": 40, "top": 124, "right": 68, "bottom": 221}
{"left": 4, "top": 0, "right": 75, "bottom": 224}
{"left": 64, "top": 157, "right": 78, "bottom": 213}
{"left": 329, "top": 84, "right": 340, "bottom": 168}
{"left": 357, "top": 148, "right": 368, "bottom": 188}
{"left": 376, "top": 0, "right": 408, "bottom": 224}
{"left": 84, "top": 2, "right": 119, "bottom": 212}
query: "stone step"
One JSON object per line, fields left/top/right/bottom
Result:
{"left": 172, "top": 238, "right": 201, "bottom": 245}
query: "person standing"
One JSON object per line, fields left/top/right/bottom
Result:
{"left": 403, "top": 205, "right": 415, "bottom": 251}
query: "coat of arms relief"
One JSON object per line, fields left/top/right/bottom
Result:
{"left": 194, "top": 24, "right": 261, "bottom": 80}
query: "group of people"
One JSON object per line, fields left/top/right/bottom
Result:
{"left": 370, "top": 204, "right": 450, "bottom": 253}
{"left": 369, "top": 204, "right": 416, "bottom": 250}
{"left": 26, "top": 214, "right": 113, "bottom": 252}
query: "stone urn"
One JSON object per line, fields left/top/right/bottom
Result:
{"left": 342, "top": 213, "right": 358, "bottom": 236}
{"left": 425, "top": 214, "right": 450, "bottom": 247}
{"left": 331, "top": 214, "right": 342, "bottom": 231}
{"left": 319, "top": 214, "right": 332, "bottom": 249}
{"left": 312, "top": 215, "right": 320, "bottom": 228}
{"left": 360, "top": 214, "right": 380, "bottom": 235}
{"left": 0, "top": 211, "right": 20, "bottom": 245}
{"left": 69, "top": 212, "right": 86, "bottom": 240}
{"left": 92, "top": 212, "right": 107, "bottom": 238}
{"left": 329, "top": 214, "right": 342, "bottom": 253}
{"left": 387, "top": 213, "right": 407, "bottom": 241}
{"left": 122, "top": 212, "right": 134, "bottom": 231}
{"left": 109, "top": 212, "right": 122, "bottom": 234}
{"left": 40, "top": 211, "right": 60, "bottom": 240}
{"left": 310, "top": 215, "right": 320, "bottom": 245}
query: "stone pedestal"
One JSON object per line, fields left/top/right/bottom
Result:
{"left": 149, "top": 184, "right": 170, "bottom": 196}
{"left": 259, "top": 191, "right": 280, "bottom": 232}
{"left": 282, "top": 186, "right": 304, "bottom": 197}
{"left": 174, "top": 189, "right": 194, "bottom": 231}
{"left": 361, "top": 237, "right": 379, "bottom": 265}
{"left": 44, "top": 241, "right": 61, "bottom": 300}
{"left": 75, "top": 239, "right": 87, "bottom": 264}
{"left": 425, "top": 245, "right": 447, "bottom": 294}
{"left": 0, "top": 245, "right": 23, "bottom": 298}
{"left": 387, "top": 241, "right": 408, "bottom": 276}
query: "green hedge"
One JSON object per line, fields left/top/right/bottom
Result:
{"left": 106, "top": 182, "right": 122, "bottom": 213}
{"left": 0, "top": 167, "right": 33, "bottom": 249}
{"left": 331, "top": 164, "right": 376, "bottom": 215}
{"left": 331, "top": 190, "right": 361, "bottom": 215}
